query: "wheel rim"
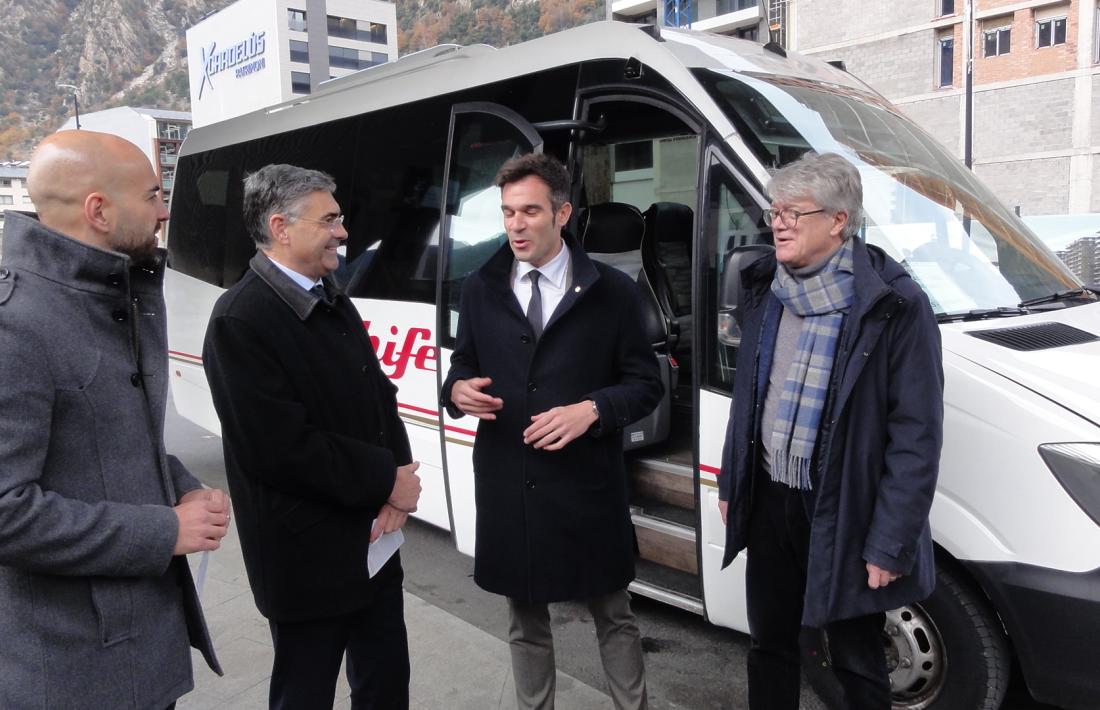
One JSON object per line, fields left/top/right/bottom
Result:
{"left": 884, "top": 604, "right": 946, "bottom": 709}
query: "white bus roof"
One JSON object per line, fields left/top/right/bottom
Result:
{"left": 180, "top": 21, "right": 870, "bottom": 158}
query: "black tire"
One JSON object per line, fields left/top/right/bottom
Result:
{"left": 802, "top": 561, "right": 1011, "bottom": 710}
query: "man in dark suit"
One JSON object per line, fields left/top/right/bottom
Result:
{"left": 441, "top": 153, "right": 662, "bottom": 710}
{"left": 203, "top": 164, "right": 422, "bottom": 709}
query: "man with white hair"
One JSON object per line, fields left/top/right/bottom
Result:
{"left": 718, "top": 152, "right": 944, "bottom": 709}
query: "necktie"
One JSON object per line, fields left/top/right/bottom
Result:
{"left": 310, "top": 283, "right": 332, "bottom": 306}
{"left": 527, "top": 270, "right": 543, "bottom": 340}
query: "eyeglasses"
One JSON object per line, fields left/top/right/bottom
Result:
{"left": 291, "top": 214, "right": 346, "bottom": 233}
{"left": 763, "top": 207, "right": 825, "bottom": 228}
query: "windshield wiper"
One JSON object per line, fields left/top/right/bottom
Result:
{"left": 1018, "top": 287, "right": 1098, "bottom": 308}
{"left": 936, "top": 307, "right": 1029, "bottom": 323}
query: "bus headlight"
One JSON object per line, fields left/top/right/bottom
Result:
{"left": 1038, "top": 443, "right": 1100, "bottom": 527}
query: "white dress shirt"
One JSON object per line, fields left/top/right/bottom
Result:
{"left": 268, "top": 255, "right": 323, "bottom": 291}
{"left": 512, "top": 240, "right": 570, "bottom": 330}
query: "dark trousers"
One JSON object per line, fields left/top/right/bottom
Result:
{"left": 746, "top": 479, "right": 889, "bottom": 710}
{"left": 267, "top": 561, "right": 409, "bottom": 710}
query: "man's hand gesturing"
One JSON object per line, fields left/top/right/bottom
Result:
{"left": 451, "top": 377, "right": 504, "bottom": 420}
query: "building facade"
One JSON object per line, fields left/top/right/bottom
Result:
{"left": 0, "top": 162, "right": 34, "bottom": 255}
{"left": 614, "top": 0, "right": 1100, "bottom": 218}
{"left": 60, "top": 107, "right": 191, "bottom": 210}
{"left": 1057, "top": 234, "right": 1100, "bottom": 282}
{"left": 186, "top": 0, "right": 398, "bottom": 126}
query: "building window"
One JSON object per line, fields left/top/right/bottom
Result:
{"left": 1036, "top": 17, "right": 1067, "bottom": 47}
{"left": 940, "top": 0, "right": 955, "bottom": 15}
{"left": 938, "top": 36, "right": 954, "bottom": 86}
{"left": 614, "top": 141, "right": 653, "bottom": 172}
{"left": 291, "top": 71, "right": 310, "bottom": 94}
{"left": 157, "top": 121, "right": 188, "bottom": 140}
{"left": 289, "top": 39, "right": 309, "bottom": 63}
{"left": 716, "top": 0, "right": 757, "bottom": 13}
{"left": 370, "top": 51, "right": 388, "bottom": 67}
{"left": 983, "top": 24, "right": 1011, "bottom": 57}
{"left": 0, "top": 179, "right": 10, "bottom": 188}
{"left": 327, "top": 15, "right": 388, "bottom": 44}
{"left": 0, "top": 196, "right": 13, "bottom": 205}
{"left": 288, "top": 9, "right": 307, "bottom": 32}
{"left": 734, "top": 25, "right": 759, "bottom": 41}
{"left": 328, "top": 45, "right": 358, "bottom": 69}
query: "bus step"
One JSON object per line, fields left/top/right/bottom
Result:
{"left": 628, "top": 579, "right": 704, "bottom": 615}
{"left": 631, "top": 458, "right": 695, "bottom": 510}
{"left": 631, "top": 511, "right": 697, "bottom": 575}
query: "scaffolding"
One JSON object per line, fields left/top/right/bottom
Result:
{"left": 664, "top": 0, "right": 694, "bottom": 28}
{"left": 768, "top": 0, "right": 789, "bottom": 47}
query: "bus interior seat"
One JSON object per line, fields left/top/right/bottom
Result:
{"left": 578, "top": 202, "right": 674, "bottom": 451}
{"left": 642, "top": 202, "right": 694, "bottom": 356}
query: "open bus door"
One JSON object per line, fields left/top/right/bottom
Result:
{"left": 435, "top": 103, "right": 544, "bottom": 556}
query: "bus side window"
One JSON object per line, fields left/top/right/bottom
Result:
{"left": 703, "top": 158, "right": 770, "bottom": 391}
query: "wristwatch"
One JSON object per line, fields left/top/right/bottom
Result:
{"left": 590, "top": 399, "right": 599, "bottom": 419}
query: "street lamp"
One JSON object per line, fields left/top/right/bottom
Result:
{"left": 56, "top": 84, "right": 81, "bottom": 130}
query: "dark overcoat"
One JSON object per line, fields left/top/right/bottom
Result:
{"left": 203, "top": 252, "right": 412, "bottom": 622}
{"left": 0, "top": 212, "right": 220, "bottom": 709}
{"left": 719, "top": 238, "right": 944, "bottom": 627}
{"left": 441, "top": 237, "right": 662, "bottom": 603}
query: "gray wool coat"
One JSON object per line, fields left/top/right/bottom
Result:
{"left": 0, "top": 211, "right": 221, "bottom": 709}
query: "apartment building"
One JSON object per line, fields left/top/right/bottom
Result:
{"left": 0, "top": 162, "right": 34, "bottom": 254}
{"left": 60, "top": 107, "right": 191, "bottom": 210}
{"left": 187, "top": 0, "right": 398, "bottom": 126}
{"left": 1058, "top": 233, "right": 1100, "bottom": 281}
{"left": 614, "top": 0, "right": 1100, "bottom": 217}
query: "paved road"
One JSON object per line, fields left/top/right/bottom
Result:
{"left": 165, "top": 398, "right": 1057, "bottom": 709}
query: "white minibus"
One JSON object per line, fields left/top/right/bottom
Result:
{"left": 164, "top": 21, "right": 1100, "bottom": 710}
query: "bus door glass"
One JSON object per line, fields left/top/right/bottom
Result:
{"left": 698, "top": 152, "right": 770, "bottom": 631}
{"left": 437, "top": 103, "right": 543, "bottom": 555}
{"left": 575, "top": 94, "right": 709, "bottom": 609}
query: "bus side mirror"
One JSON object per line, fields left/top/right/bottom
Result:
{"left": 718, "top": 244, "right": 774, "bottom": 348}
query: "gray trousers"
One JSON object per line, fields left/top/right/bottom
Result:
{"left": 507, "top": 589, "right": 648, "bottom": 710}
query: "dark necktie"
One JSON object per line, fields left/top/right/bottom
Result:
{"left": 310, "top": 283, "right": 333, "bottom": 306}
{"left": 527, "top": 270, "right": 543, "bottom": 340}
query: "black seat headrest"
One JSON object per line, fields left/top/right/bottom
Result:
{"left": 580, "top": 203, "right": 645, "bottom": 254}
{"left": 643, "top": 202, "right": 694, "bottom": 244}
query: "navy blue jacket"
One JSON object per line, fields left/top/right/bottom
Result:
{"left": 441, "top": 237, "right": 662, "bottom": 602}
{"left": 718, "top": 238, "right": 943, "bottom": 627}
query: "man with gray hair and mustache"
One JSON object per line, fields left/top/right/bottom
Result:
{"left": 717, "top": 152, "right": 943, "bottom": 709}
{"left": 203, "top": 163, "right": 422, "bottom": 709}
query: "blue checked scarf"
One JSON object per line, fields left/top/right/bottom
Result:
{"left": 769, "top": 238, "right": 856, "bottom": 489}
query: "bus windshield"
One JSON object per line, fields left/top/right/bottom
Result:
{"left": 694, "top": 69, "right": 1092, "bottom": 316}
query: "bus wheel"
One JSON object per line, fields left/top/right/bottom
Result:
{"left": 802, "top": 562, "right": 1011, "bottom": 710}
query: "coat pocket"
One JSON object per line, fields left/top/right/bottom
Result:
{"left": 89, "top": 578, "right": 135, "bottom": 647}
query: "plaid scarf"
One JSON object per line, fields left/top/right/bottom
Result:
{"left": 768, "top": 238, "right": 856, "bottom": 490}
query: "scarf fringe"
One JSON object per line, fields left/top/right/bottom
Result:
{"left": 770, "top": 454, "right": 814, "bottom": 491}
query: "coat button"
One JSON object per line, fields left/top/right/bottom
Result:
{"left": 520, "top": 334, "right": 531, "bottom": 344}
{"left": 112, "top": 309, "right": 127, "bottom": 322}
{"left": 362, "top": 365, "right": 369, "bottom": 375}
{"left": 525, "top": 479, "right": 536, "bottom": 489}
{"left": 107, "top": 273, "right": 123, "bottom": 287}
{"left": 527, "top": 382, "right": 536, "bottom": 392}
{"left": 130, "top": 373, "right": 141, "bottom": 387}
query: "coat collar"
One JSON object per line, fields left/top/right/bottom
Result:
{"left": 742, "top": 237, "right": 904, "bottom": 322}
{"left": 0, "top": 211, "right": 165, "bottom": 297}
{"left": 479, "top": 232, "right": 600, "bottom": 331}
{"left": 250, "top": 250, "right": 340, "bottom": 321}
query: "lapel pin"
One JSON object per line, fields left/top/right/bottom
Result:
{"left": 574, "top": 285, "right": 581, "bottom": 293}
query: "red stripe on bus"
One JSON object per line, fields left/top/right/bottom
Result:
{"left": 699, "top": 464, "right": 721, "bottom": 475}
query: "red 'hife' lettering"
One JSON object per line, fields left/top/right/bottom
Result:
{"left": 363, "top": 321, "right": 438, "bottom": 379}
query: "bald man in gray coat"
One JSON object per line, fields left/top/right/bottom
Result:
{"left": 0, "top": 131, "right": 229, "bottom": 709}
